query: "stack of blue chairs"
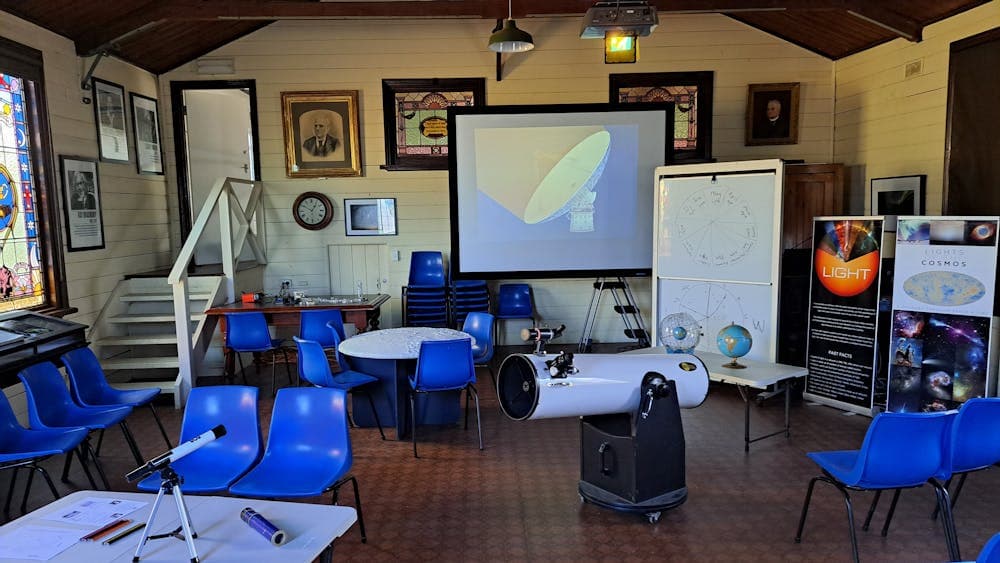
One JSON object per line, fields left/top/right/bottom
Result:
{"left": 450, "top": 280, "right": 489, "bottom": 329}
{"left": 403, "top": 251, "right": 448, "bottom": 327}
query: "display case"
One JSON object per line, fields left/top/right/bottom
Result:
{"left": 0, "top": 310, "right": 87, "bottom": 387}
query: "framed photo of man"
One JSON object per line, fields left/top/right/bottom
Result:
{"left": 91, "top": 78, "right": 129, "bottom": 163}
{"left": 745, "top": 82, "right": 800, "bottom": 146}
{"left": 129, "top": 93, "right": 164, "bottom": 175}
{"left": 281, "top": 90, "right": 362, "bottom": 178}
{"left": 59, "top": 155, "right": 106, "bottom": 252}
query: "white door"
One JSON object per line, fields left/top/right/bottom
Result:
{"left": 182, "top": 89, "right": 255, "bottom": 265}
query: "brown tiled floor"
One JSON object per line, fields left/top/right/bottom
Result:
{"left": 6, "top": 348, "right": 999, "bottom": 562}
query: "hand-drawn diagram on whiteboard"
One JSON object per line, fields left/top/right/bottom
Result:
{"left": 658, "top": 172, "right": 777, "bottom": 283}
{"left": 657, "top": 278, "right": 774, "bottom": 362}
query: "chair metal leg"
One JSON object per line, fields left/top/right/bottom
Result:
{"left": 82, "top": 438, "right": 110, "bottom": 490}
{"left": 20, "top": 466, "right": 34, "bottom": 515}
{"left": 464, "top": 387, "right": 470, "bottom": 430}
{"left": 60, "top": 449, "right": 73, "bottom": 483}
{"left": 119, "top": 421, "right": 145, "bottom": 467}
{"left": 931, "top": 479, "right": 961, "bottom": 561}
{"left": 862, "top": 490, "right": 881, "bottom": 531}
{"left": 21, "top": 465, "right": 59, "bottom": 516}
{"left": 235, "top": 352, "right": 249, "bottom": 385}
{"left": 4, "top": 467, "right": 18, "bottom": 520}
{"left": 880, "top": 489, "right": 902, "bottom": 537}
{"left": 795, "top": 475, "right": 859, "bottom": 563}
{"left": 471, "top": 385, "right": 483, "bottom": 451}
{"left": 147, "top": 403, "right": 172, "bottom": 449}
{"left": 363, "top": 391, "right": 385, "bottom": 440}
{"left": 932, "top": 473, "right": 967, "bottom": 522}
{"left": 74, "top": 445, "right": 98, "bottom": 489}
{"left": 270, "top": 352, "right": 278, "bottom": 398}
{"left": 95, "top": 428, "right": 106, "bottom": 457}
{"left": 410, "top": 390, "right": 419, "bottom": 458}
{"left": 349, "top": 475, "right": 367, "bottom": 544}
{"left": 282, "top": 348, "right": 293, "bottom": 387}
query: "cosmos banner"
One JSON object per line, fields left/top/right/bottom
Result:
{"left": 887, "top": 217, "right": 999, "bottom": 412}
{"left": 805, "top": 218, "right": 885, "bottom": 413}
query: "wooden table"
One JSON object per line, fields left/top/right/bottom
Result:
{"left": 339, "top": 327, "right": 471, "bottom": 440}
{"left": 629, "top": 347, "right": 808, "bottom": 452}
{"left": 0, "top": 490, "right": 356, "bottom": 562}
{"left": 206, "top": 294, "right": 390, "bottom": 380}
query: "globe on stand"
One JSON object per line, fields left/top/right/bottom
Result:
{"left": 717, "top": 322, "right": 752, "bottom": 369}
{"left": 658, "top": 312, "right": 701, "bottom": 354}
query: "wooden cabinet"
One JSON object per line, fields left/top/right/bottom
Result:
{"left": 781, "top": 163, "right": 844, "bottom": 249}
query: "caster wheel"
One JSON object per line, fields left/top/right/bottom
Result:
{"left": 646, "top": 511, "right": 661, "bottom": 524}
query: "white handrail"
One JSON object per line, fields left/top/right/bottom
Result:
{"left": 168, "top": 177, "right": 267, "bottom": 402}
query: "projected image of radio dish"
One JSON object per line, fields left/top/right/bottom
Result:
{"left": 475, "top": 126, "right": 611, "bottom": 233}
{"left": 902, "top": 271, "right": 985, "bottom": 307}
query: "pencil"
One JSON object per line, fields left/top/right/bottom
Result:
{"left": 81, "top": 518, "right": 131, "bottom": 542}
{"left": 102, "top": 522, "right": 146, "bottom": 546}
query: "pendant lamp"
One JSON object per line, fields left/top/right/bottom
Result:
{"left": 488, "top": 0, "right": 534, "bottom": 53}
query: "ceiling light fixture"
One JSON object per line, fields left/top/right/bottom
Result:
{"left": 488, "top": 0, "right": 534, "bottom": 53}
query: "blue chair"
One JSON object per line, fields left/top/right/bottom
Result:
{"left": 299, "top": 308, "right": 346, "bottom": 346}
{"left": 229, "top": 387, "right": 367, "bottom": 543}
{"left": 294, "top": 334, "right": 385, "bottom": 440}
{"left": 137, "top": 386, "right": 261, "bottom": 494}
{"left": 462, "top": 312, "right": 496, "bottom": 386}
{"left": 977, "top": 532, "right": 1000, "bottom": 563}
{"left": 408, "top": 251, "right": 445, "bottom": 287}
{"left": 495, "top": 283, "right": 535, "bottom": 345}
{"left": 868, "top": 399, "right": 1000, "bottom": 534}
{"left": 18, "top": 362, "right": 138, "bottom": 489}
{"left": 408, "top": 339, "right": 481, "bottom": 458}
{"left": 224, "top": 312, "right": 293, "bottom": 396}
{"left": 61, "top": 347, "right": 172, "bottom": 451}
{"left": 0, "top": 391, "right": 90, "bottom": 519}
{"left": 794, "top": 411, "right": 960, "bottom": 562}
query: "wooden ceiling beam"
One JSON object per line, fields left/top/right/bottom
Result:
{"left": 75, "top": 2, "right": 175, "bottom": 56}
{"left": 842, "top": 2, "right": 922, "bottom": 42}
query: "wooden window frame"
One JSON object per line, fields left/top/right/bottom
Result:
{"left": 0, "top": 36, "right": 72, "bottom": 316}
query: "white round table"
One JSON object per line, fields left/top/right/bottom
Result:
{"left": 338, "top": 327, "right": 470, "bottom": 360}
{"left": 338, "top": 327, "right": 472, "bottom": 439}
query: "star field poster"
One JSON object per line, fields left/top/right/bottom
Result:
{"left": 805, "top": 218, "right": 885, "bottom": 414}
{"left": 887, "top": 217, "right": 999, "bottom": 412}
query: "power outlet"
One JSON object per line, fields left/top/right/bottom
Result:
{"left": 904, "top": 59, "right": 923, "bottom": 79}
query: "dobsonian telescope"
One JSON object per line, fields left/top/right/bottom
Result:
{"left": 497, "top": 345, "right": 708, "bottom": 523}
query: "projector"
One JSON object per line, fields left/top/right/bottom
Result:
{"left": 580, "top": 1, "right": 658, "bottom": 39}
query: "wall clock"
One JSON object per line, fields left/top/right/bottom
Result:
{"left": 292, "top": 191, "right": 333, "bottom": 230}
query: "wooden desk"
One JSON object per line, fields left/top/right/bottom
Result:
{"left": 0, "top": 490, "right": 356, "bottom": 562}
{"left": 630, "top": 347, "right": 808, "bottom": 452}
{"left": 206, "top": 294, "right": 389, "bottom": 380}
{"left": 339, "top": 327, "right": 471, "bottom": 440}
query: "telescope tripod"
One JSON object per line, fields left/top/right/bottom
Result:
{"left": 132, "top": 465, "right": 200, "bottom": 563}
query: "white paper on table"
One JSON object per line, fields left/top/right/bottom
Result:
{"left": 39, "top": 497, "right": 147, "bottom": 527}
{"left": 0, "top": 525, "right": 81, "bottom": 560}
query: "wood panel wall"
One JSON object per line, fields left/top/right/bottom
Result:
{"left": 0, "top": 12, "right": 172, "bottom": 328}
{"left": 160, "top": 14, "right": 834, "bottom": 343}
{"left": 833, "top": 2, "right": 1000, "bottom": 215}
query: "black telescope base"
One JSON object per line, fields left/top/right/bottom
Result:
{"left": 579, "top": 481, "right": 687, "bottom": 524}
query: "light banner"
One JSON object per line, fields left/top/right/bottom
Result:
{"left": 886, "top": 217, "right": 999, "bottom": 412}
{"left": 805, "top": 217, "right": 886, "bottom": 414}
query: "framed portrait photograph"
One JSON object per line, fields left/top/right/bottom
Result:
{"left": 344, "top": 198, "right": 398, "bottom": 236}
{"left": 129, "top": 93, "right": 163, "bottom": 175}
{"left": 871, "top": 175, "right": 926, "bottom": 216}
{"left": 381, "top": 78, "right": 485, "bottom": 171}
{"left": 745, "top": 82, "right": 800, "bottom": 146}
{"left": 609, "top": 71, "right": 714, "bottom": 162}
{"left": 281, "top": 90, "right": 362, "bottom": 178}
{"left": 59, "top": 156, "right": 105, "bottom": 252}
{"left": 91, "top": 77, "right": 129, "bottom": 163}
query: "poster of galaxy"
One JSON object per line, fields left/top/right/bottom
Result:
{"left": 805, "top": 218, "right": 885, "bottom": 413}
{"left": 887, "top": 217, "right": 999, "bottom": 412}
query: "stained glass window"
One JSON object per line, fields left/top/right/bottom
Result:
{"left": 0, "top": 73, "right": 45, "bottom": 311}
{"left": 617, "top": 86, "right": 698, "bottom": 150}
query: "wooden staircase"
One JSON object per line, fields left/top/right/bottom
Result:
{"left": 88, "top": 277, "right": 227, "bottom": 408}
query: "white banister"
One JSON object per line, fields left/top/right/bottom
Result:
{"left": 168, "top": 177, "right": 267, "bottom": 403}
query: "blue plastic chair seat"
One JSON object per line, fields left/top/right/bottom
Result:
{"left": 0, "top": 427, "right": 89, "bottom": 462}
{"left": 137, "top": 452, "right": 259, "bottom": 493}
{"left": 330, "top": 369, "right": 378, "bottom": 390}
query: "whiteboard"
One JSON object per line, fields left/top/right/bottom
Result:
{"left": 657, "top": 172, "right": 778, "bottom": 283}
{"left": 657, "top": 278, "right": 776, "bottom": 363}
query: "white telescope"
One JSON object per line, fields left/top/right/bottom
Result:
{"left": 498, "top": 353, "right": 709, "bottom": 421}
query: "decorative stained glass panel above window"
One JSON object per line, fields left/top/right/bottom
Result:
{"left": 0, "top": 73, "right": 45, "bottom": 311}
